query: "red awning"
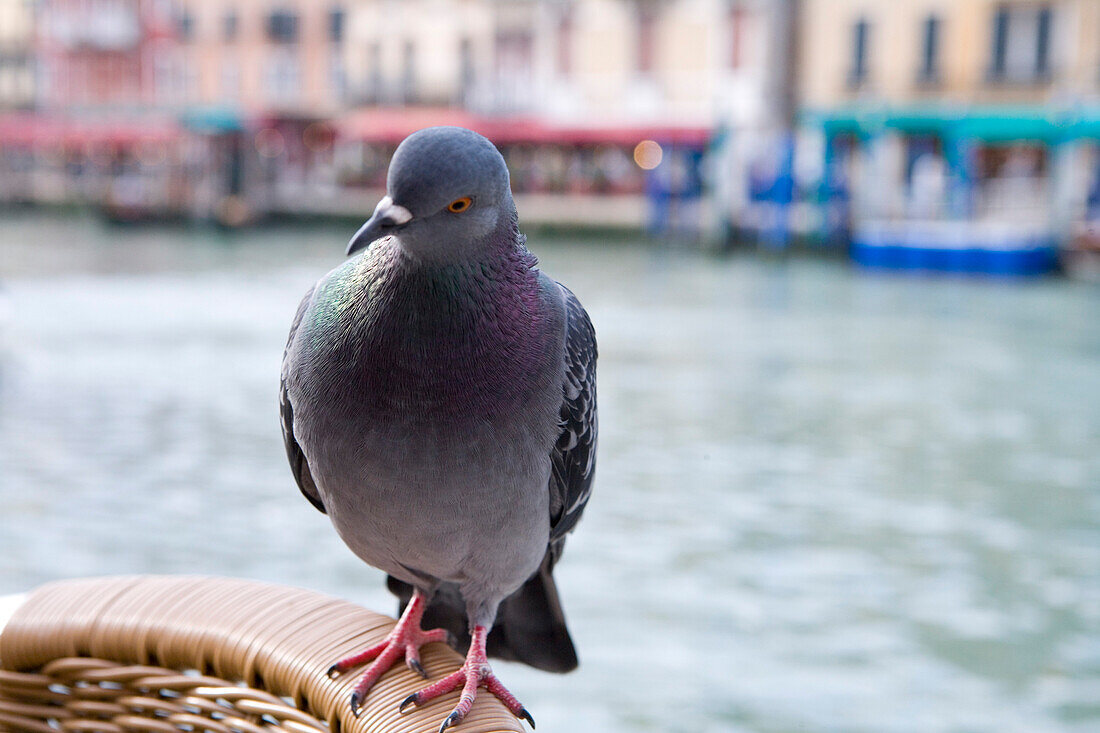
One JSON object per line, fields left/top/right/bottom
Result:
{"left": 0, "top": 114, "right": 48, "bottom": 146}
{"left": 0, "top": 114, "right": 182, "bottom": 148}
{"left": 336, "top": 108, "right": 711, "bottom": 148}
{"left": 337, "top": 107, "right": 486, "bottom": 143}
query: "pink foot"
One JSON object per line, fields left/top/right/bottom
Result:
{"left": 398, "top": 625, "right": 534, "bottom": 732}
{"left": 326, "top": 591, "right": 452, "bottom": 717}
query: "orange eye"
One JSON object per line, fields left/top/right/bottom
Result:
{"left": 447, "top": 197, "right": 472, "bottom": 213}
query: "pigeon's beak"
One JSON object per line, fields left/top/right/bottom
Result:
{"left": 346, "top": 196, "right": 414, "bottom": 256}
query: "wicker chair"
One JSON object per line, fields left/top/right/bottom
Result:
{"left": 0, "top": 576, "right": 525, "bottom": 733}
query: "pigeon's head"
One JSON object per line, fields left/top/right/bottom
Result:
{"left": 346, "top": 126, "right": 516, "bottom": 262}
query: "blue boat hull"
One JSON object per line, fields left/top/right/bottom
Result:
{"left": 851, "top": 222, "right": 1057, "bottom": 276}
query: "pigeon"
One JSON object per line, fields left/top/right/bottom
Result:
{"left": 279, "top": 126, "right": 597, "bottom": 731}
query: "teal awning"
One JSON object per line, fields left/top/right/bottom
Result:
{"left": 802, "top": 104, "right": 1100, "bottom": 144}
{"left": 180, "top": 107, "right": 245, "bottom": 133}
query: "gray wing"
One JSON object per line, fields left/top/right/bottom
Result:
{"left": 280, "top": 286, "right": 326, "bottom": 513}
{"left": 548, "top": 283, "right": 597, "bottom": 544}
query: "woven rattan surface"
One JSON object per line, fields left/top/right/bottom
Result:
{"left": 0, "top": 576, "right": 524, "bottom": 733}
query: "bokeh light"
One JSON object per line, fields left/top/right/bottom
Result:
{"left": 255, "top": 128, "right": 285, "bottom": 158}
{"left": 633, "top": 140, "right": 662, "bottom": 170}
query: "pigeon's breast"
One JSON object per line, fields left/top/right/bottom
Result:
{"left": 287, "top": 258, "right": 566, "bottom": 589}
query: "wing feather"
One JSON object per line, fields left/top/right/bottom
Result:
{"left": 280, "top": 286, "right": 326, "bottom": 513}
{"left": 548, "top": 283, "right": 597, "bottom": 543}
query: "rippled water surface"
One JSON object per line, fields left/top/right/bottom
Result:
{"left": 1, "top": 211, "right": 1099, "bottom": 732}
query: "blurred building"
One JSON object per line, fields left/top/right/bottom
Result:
{"left": 798, "top": 0, "right": 1100, "bottom": 273}
{"left": 338, "top": 0, "right": 795, "bottom": 233}
{"left": 343, "top": 0, "right": 788, "bottom": 129}
{"left": 526, "top": 0, "right": 798, "bottom": 241}
{"left": 175, "top": 0, "right": 350, "bottom": 222}
{"left": 31, "top": 0, "right": 349, "bottom": 115}
{"left": 33, "top": 0, "right": 180, "bottom": 112}
{"left": 1, "top": 0, "right": 802, "bottom": 233}
{"left": 800, "top": 0, "right": 1100, "bottom": 108}
{"left": 0, "top": 1, "right": 184, "bottom": 211}
{"left": 183, "top": 0, "right": 349, "bottom": 115}
{"left": 344, "top": 0, "right": 496, "bottom": 107}
{"left": 0, "top": 0, "right": 35, "bottom": 110}
{"left": 3, "top": 0, "right": 352, "bottom": 222}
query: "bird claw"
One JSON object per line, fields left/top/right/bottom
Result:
{"left": 408, "top": 658, "right": 428, "bottom": 679}
{"left": 405, "top": 692, "right": 534, "bottom": 731}
{"left": 349, "top": 691, "right": 364, "bottom": 718}
{"left": 340, "top": 620, "right": 533, "bottom": 729}
{"left": 326, "top": 592, "right": 452, "bottom": 719}
{"left": 438, "top": 711, "right": 462, "bottom": 733}
{"left": 393, "top": 626, "right": 534, "bottom": 731}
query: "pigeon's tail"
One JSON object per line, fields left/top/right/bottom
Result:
{"left": 488, "top": 545, "right": 579, "bottom": 673}
{"left": 387, "top": 546, "right": 578, "bottom": 674}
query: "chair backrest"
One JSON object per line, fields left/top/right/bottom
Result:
{"left": 0, "top": 575, "right": 525, "bottom": 733}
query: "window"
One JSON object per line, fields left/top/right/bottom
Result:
{"left": 183, "top": 59, "right": 198, "bottom": 103}
{"left": 266, "top": 48, "right": 300, "bottom": 101}
{"left": 991, "top": 6, "right": 1008, "bottom": 76}
{"left": 153, "top": 46, "right": 178, "bottom": 104}
{"left": 220, "top": 57, "right": 240, "bottom": 100}
{"left": 1035, "top": 5, "right": 1051, "bottom": 77}
{"left": 177, "top": 10, "right": 194, "bottom": 42}
{"left": 460, "top": 37, "right": 475, "bottom": 94}
{"left": 850, "top": 17, "right": 870, "bottom": 85}
{"left": 402, "top": 40, "right": 416, "bottom": 103}
{"left": 329, "top": 50, "right": 346, "bottom": 99}
{"left": 223, "top": 12, "right": 238, "bottom": 42}
{"left": 329, "top": 8, "right": 345, "bottom": 43}
{"left": 266, "top": 11, "right": 299, "bottom": 44}
{"left": 557, "top": 9, "right": 573, "bottom": 77}
{"left": 636, "top": 7, "right": 656, "bottom": 75}
{"left": 918, "top": 15, "right": 940, "bottom": 82}
{"left": 493, "top": 30, "right": 534, "bottom": 110}
{"left": 365, "top": 42, "right": 382, "bottom": 101}
{"left": 989, "top": 3, "right": 1053, "bottom": 82}
{"left": 729, "top": 4, "right": 746, "bottom": 69}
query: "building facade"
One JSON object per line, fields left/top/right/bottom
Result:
{"left": 33, "top": 0, "right": 180, "bottom": 113}
{"left": 527, "top": 0, "right": 792, "bottom": 131}
{"left": 4, "top": 0, "right": 800, "bottom": 233}
{"left": 0, "top": 0, "right": 35, "bottom": 110}
{"left": 800, "top": 0, "right": 1100, "bottom": 109}
{"left": 342, "top": 0, "right": 790, "bottom": 130}
{"left": 797, "top": 0, "right": 1100, "bottom": 270}
{"left": 32, "top": 0, "right": 350, "bottom": 116}
{"left": 183, "top": 0, "right": 349, "bottom": 116}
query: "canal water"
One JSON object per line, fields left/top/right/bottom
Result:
{"left": 1, "top": 210, "right": 1098, "bottom": 732}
